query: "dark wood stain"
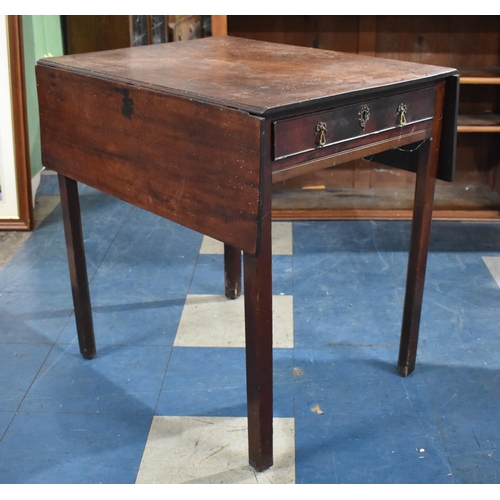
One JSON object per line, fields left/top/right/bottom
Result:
{"left": 116, "top": 88, "right": 134, "bottom": 119}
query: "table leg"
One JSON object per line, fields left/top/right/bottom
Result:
{"left": 397, "top": 81, "right": 446, "bottom": 377}
{"left": 243, "top": 216, "right": 273, "bottom": 471}
{"left": 397, "top": 140, "right": 438, "bottom": 377}
{"left": 224, "top": 244, "right": 241, "bottom": 299}
{"left": 58, "top": 174, "right": 96, "bottom": 360}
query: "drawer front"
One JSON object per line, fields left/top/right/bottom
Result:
{"left": 273, "top": 86, "right": 436, "bottom": 160}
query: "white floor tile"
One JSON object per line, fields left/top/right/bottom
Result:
{"left": 199, "top": 235, "right": 223, "bottom": 255}
{"left": 482, "top": 256, "right": 500, "bottom": 288}
{"left": 174, "top": 294, "right": 293, "bottom": 348}
{"left": 136, "top": 416, "right": 295, "bottom": 484}
{"left": 200, "top": 222, "right": 293, "bottom": 255}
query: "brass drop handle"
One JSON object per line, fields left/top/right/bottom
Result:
{"left": 358, "top": 105, "right": 370, "bottom": 130}
{"left": 397, "top": 103, "right": 407, "bottom": 126}
{"left": 316, "top": 122, "right": 328, "bottom": 147}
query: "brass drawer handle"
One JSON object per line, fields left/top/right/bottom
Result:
{"left": 358, "top": 105, "right": 370, "bottom": 130}
{"left": 397, "top": 103, "right": 407, "bottom": 126}
{"left": 316, "top": 122, "right": 328, "bottom": 147}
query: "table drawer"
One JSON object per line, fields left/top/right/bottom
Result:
{"left": 273, "top": 86, "right": 436, "bottom": 160}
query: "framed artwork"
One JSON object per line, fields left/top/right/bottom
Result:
{"left": 0, "top": 15, "right": 32, "bottom": 230}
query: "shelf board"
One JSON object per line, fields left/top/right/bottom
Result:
{"left": 457, "top": 112, "right": 500, "bottom": 133}
{"left": 271, "top": 184, "right": 500, "bottom": 221}
{"left": 459, "top": 67, "right": 500, "bottom": 84}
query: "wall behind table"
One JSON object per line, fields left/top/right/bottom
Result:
{"left": 22, "top": 15, "right": 64, "bottom": 182}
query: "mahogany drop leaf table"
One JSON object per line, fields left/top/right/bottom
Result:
{"left": 36, "top": 36, "right": 458, "bottom": 472}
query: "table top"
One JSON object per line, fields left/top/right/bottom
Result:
{"left": 39, "top": 36, "right": 457, "bottom": 116}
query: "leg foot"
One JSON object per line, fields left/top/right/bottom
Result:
{"left": 224, "top": 244, "right": 241, "bottom": 299}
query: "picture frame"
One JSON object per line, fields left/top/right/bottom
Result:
{"left": 0, "top": 15, "right": 33, "bottom": 230}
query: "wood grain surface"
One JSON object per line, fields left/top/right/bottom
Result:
{"left": 36, "top": 66, "right": 264, "bottom": 255}
{"left": 37, "top": 36, "right": 456, "bottom": 116}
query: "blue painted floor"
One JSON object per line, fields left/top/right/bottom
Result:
{"left": 2, "top": 172, "right": 500, "bottom": 483}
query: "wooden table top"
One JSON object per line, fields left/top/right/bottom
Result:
{"left": 38, "top": 36, "right": 457, "bottom": 115}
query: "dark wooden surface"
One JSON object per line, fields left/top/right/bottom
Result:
{"left": 36, "top": 65, "right": 264, "bottom": 255}
{"left": 38, "top": 36, "right": 455, "bottom": 116}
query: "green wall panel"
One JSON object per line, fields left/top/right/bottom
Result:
{"left": 22, "top": 15, "right": 64, "bottom": 177}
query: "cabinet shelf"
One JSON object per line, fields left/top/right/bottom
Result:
{"left": 459, "top": 67, "right": 500, "bottom": 85}
{"left": 458, "top": 112, "right": 500, "bottom": 133}
{"left": 272, "top": 184, "right": 500, "bottom": 221}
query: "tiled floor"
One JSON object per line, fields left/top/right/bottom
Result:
{"left": 2, "top": 171, "right": 500, "bottom": 483}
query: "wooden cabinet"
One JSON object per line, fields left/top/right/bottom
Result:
{"left": 64, "top": 15, "right": 173, "bottom": 53}
{"left": 223, "top": 15, "right": 500, "bottom": 220}
{"left": 458, "top": 68, "right": 500, "bottom": 133}
{"left": 62, "top": 15, "right": 500, "bottom": 220}
{"left": 63, "top": 15, "right": 211, "bottom": 54}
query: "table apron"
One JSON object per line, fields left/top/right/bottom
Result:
{"left": 271, "top": 126, "right": 432, "bottom": 183}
